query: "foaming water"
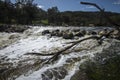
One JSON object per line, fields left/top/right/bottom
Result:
{"left": 0, "top": 26, "right": 112, "bottom": 80}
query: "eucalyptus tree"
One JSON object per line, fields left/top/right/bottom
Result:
{"left": 14, "top": 0, "right": 39, "bottom": 24}
{"left": 47, "top": 7, "right": 61, "bottom": 25}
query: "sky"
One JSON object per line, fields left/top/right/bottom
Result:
{"left": 11, "top": 0, "right": 120, "bottom": 13}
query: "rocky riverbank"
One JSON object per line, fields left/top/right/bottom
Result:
{"left": 41, "top": 27, "right": 120, "bottom": 40}
{"left": 0, "top": 24, "right": 29, "bottom": 33}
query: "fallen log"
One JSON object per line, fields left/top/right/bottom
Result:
{"left": 25, "top": 35, "right": 103, "bottom": 64}
{"left": 25, "top": 52, "right": 55, "bottom": 56}
{"left": 44, "top": 35, "right": 103, "bottom": 64}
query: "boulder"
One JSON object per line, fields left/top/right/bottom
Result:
{"left": 9, "top": 34, "right": 20, "bottom": 39}
{"left": 63, "top": 32, "right": 74, "bottom": 39}
{"left": 72, "top": 29, "right": 80, "bottom": 32}
{"left": 98, "top": 29, "right": 109, "bottom": 37}
{"left": 74, "top": 31, "right": 84, "bottom": 37}
{"left": 110, "top": 29, "right": 120, "bottom": 40}
{"left": 50, "top": 29, "right": 63, "bottom": 37}
{"left": 91, "top": 31, "right": 97, "bottom": 35}
{"left": 42, "top": 30, "right": 50, "bottom": 35}
{"left": 80, "top": 30, "right": 86, "bottom": 35}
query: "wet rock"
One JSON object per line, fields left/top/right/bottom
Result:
{"left": 43, "top": 70, "right": 53, "bottom": 79}
{"left": 86, "top": 31, "right": 91, "bottom": 35}
{"left": 81, "top": 30, "right": 86, "bottom": 35}
{"left": 42, "top": 67, "right": 67, "bottom": 80}
{"left": 50, "top": 29, "right": 63, "bottom": 37}
{"left": 0, "top": 25, "right": 29, "bottom": 33}
{"left": 0, "top": 68, "right": 8, "bottom": 74}
{"left": 66, "top": 58, "right": 81, "bottom": 63}
{"left": 9, "top": 34, "right": 20, "bottom": 39}
{"left": 57, "top": 31, "right": 63, "bottom": 37}
{"left": 91, "top": 31, "right": 97, "bottom": 35}
{"left": 54, "top": 29, "right": 60, "bottom": 32}
{"left": 42, "top": 30, "right": 50, "bottom": 35}
{"left": 74, "top": 31, "right": 84, "bottom": 37}
{"left": 98, "top": 29, "right": 109, "bottom": 37}
{"left": 72, "top": 29, "right": 80, "bottom": 32}
{"left": 53, "top": 67, "right": 67, "bottom": 79}
{"left": 110, "top": 29, "right": 120, "bottom": 40}
{"left": 42, "top": 73, "right": 51, "bottom": 80}
{"left": 63, "top": 32, "right": 74, "bottom": 39}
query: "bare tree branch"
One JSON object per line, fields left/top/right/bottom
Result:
{"left": 25, "top": 52, "right": 55, "bottom": 56}
{"left": 44, "top": 35, "right": 102, "bottom": 64}
{"left": 25, "top": 35, "right": 103, "bottom": 65}
{"left": 80, "top": 2, "right": 120, "bottom": 29}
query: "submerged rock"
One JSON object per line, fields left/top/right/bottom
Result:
{"left": 42, "top": 67, "right": 68, "bottom": 80}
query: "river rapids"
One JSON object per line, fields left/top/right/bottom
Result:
{"left": 0, "top": 26, "right": 120, "bottom": 80}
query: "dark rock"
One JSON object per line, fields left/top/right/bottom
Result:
{"left": 54, "top": 29, "right": 60, "bottom": 32}
{"left": 86, "top": 31, "right": 91, "bottom": 35}
{"left": 50, "top": 29, "right": 63, "bottom": 37}
{"left": 91, "top": 31, "right": 97, "bottom": 35}
{"left": 42, "top": 30, "right": 50, "bottom": 35}
{"left": 57, "top": 31, "right": 63, "bottom": 37}
{"left": 63, "top": 32, "right": 74, "bottom": 39}
{"left": 50, "top": 30, "right": 57, "bottom": 36}
{"left": 74, "top": 31, "right": 84, "bottom": 37}
{"left": 0, "top": 25, "right": 29, "bottom": 33}
{"left": 0, "top": 68, "right": 8, "bottom": 74}
{"left": 72, "top": 29, "right": 80, "bottom": 32}
{"left": 98, "top": 29, "right": 108, "bottom": 37}
{"left": 110, "top": 29, "right": 120, "bottom": 40}
{"left": 52, "top": 67, "right": 67, "bottom": 79}
{"left": 9, "top": 34, "right": 20, "bottom": 39}
{"left": 42, "top": 67, "right": 67, "bottom": 80}
{"left": 42, "top": 73, "right": 50, "bottom": 80}
{"left": 81, "top": 30, "right": 86, "bottom": 35}
{"left": 43, "top": 70, "right": 53, "bottom": 79}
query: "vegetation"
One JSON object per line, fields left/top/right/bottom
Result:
{"left": 80, "top": 54, "right": 120, "bottom": 80}
{"left": 0, "top": 0, "right": 120, "bottom": 26}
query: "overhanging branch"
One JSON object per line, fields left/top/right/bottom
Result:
{"left": 80, "top": 1, "right": 120, "bottom": 28}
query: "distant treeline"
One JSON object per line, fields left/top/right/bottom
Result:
{"left": 0, "top": 0, "right": 120, "bottom": 26}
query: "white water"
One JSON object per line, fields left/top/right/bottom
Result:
{"left": 0, "top": 26, "right": 111, "bottom": 80}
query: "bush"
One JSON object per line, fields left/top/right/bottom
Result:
{"left": 82, "top": 54, "right": 120, "bottom": 80}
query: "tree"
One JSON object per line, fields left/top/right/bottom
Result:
{"left": 47, "top": 7, "right": 60, "bottom": 25}
{"left": 15, "top": 0, "right": 39, "bottom": 24}
{"left": 0, "top": 0, "right": 14, "bottom": 24}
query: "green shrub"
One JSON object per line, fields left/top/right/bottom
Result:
{"left": 82, "top": 55, "right": 120, "bottom": 80}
